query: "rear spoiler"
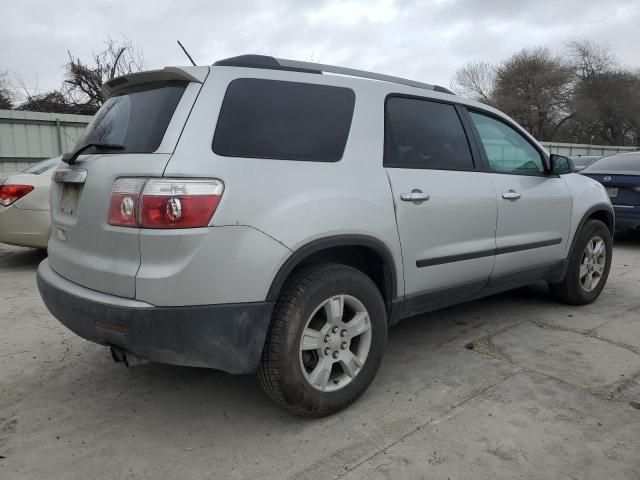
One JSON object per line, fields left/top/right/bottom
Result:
{"left": 102, "top": 66, "right": 209, "bottom": 97}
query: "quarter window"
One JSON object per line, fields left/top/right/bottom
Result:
{"left": 469, "top": 112, "right": 545, "bottom": 175}
{"left": 213, "top": 79, "right": 355, "bottom": 162}
{"left": 384, "top": 97, "right": 474, "bottom": 170}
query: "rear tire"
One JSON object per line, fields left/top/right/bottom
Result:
{"left": 257, "top": 263, "right": 387, "bottom": 417}
{"left": 550, "top": 219, "right": 612, "bottom": 305}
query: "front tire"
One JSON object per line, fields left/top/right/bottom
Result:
{"left": 257, "top": 263, "right": 387, "bottom": 417}
{"left": 550, "top": 219, "right": 612, "bottom": 305}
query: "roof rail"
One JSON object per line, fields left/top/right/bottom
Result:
{"left": 213, "top": 54, "right": 453, "bottom": 94}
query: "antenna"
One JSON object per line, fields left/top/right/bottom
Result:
{"left": 177, "top": 40, "right": 197, "bottom": 66}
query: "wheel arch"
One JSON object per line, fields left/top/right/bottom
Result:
{"left": 568, "top": 203, "right": 615, "bottom": 259}
{"left": 266, "top": 235, "right": 398, "bottom": 313}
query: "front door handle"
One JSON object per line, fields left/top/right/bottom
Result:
{"left": 400, "top": 189, "right": 430, "bottom": 203}
{"left": 502, "top": 190, "right": 521, "bottom": 200}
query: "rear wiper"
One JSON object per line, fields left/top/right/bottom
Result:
{"left": 62, "top": 142, "right": 125, "bottom": 165}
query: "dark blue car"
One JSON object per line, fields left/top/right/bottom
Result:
{"left": 581, "top": 152, "right": 640, "bottom": 231}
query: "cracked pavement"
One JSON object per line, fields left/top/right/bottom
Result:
{"left": 1, "top": 232, "right": 639, "bottom": 479}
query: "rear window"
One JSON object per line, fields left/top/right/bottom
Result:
{"left": 584, "top": 153, "right": 640, "bottom": 173}
{"left": 213, "top": 79, "right": 355, "bottom": 162}
{"left": 570, "top": 156, "right": 600, "bottom": 168}
{"left": 76, "top": 80, "right": 187, "bottom": 154}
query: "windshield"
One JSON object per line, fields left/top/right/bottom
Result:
{"left": 22, "top": 158, "right": 60, "bottom": 174}
{"left": 76, "top": 80, "right": 188, "bottom": 155}
{"left": 584, "top": 153, "right": 640, "bottom": 173}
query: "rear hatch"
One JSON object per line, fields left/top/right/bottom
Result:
{"left": 48, "top": 67, "right": 208, "bottom": 298}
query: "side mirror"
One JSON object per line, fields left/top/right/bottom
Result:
{"left": 550, "top": 154, "right": 573, "bottom": 175}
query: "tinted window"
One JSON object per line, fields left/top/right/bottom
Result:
{"left": 385, "top": 97, "right": 474, "bottom": 170}
{"left": 213, "top": 79, "right": 355, "bottom": 162}
{"left": 469, "top": 112, "right": 544, "bottom": 175}
{"left": 584, "top": 153, "right": 640, "bottom": 173}
{"left": 77, "top": 81, "right": 187, "bottom": 154}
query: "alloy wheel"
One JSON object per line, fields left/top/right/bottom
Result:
{"left": 580, "top": 236, "right": 606, "bottom": 292}
{"left": 298, "top": 294, "right": 372, "bottom": 392}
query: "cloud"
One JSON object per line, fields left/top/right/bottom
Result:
{"left": 2, "top": 0, "right": 640, "bottom": 95}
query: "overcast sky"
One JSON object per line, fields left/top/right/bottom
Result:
{"left": 3, "top": 0, "right": 640, "bottom": 94}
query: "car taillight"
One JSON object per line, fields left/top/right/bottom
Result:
{"left": 108, "top": 178, "right": 146, "bottom": 227}
{"left": 0, "top": 185, "right": 34, "bottom": 207}
{"left": 108, "top": 178, "right": 224, "bottom": 229}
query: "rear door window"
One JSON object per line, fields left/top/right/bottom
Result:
{"left": 77, "top": 80, "right": 188, "bottom": 154}
{"left": 384, "top": 97, "right": 475, "bottom": 170}
{"left": 213, "top": 79, "right": 355, "bottom": 162}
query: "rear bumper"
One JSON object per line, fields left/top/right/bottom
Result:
{"left": 37, "top": 259, "right": 274, "bottom": 374}
{"left": 613, "top": 205, "right": 640, "bottom": 230}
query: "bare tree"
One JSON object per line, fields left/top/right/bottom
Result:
{"left": 451, "top": 61, "right": 495, "bottom": 103}
{"left": 570, "top": 69, "right": 640, "bottom": 146}
{"left": 16, "top": 90, "right": 96, "bottom": 114}
{"left": 492, "top": 48, "right": 574, "bottom": 140}
{"left": 449, "top": 40, "right": 639, "bottom": 145}
{"left": 0, "top": 70, "right": 12, "bottom": 109}
{"left": 61, "top": 36, "right": 145, "bottom": 112}
{"left": 13, "top": 37, "right": 144, "bottom": 114}
{"left": 565, "top": 40, "right": 640, "bottom": 145}
{"left": 567, "top": 40, "right": 616, "bottom": 79}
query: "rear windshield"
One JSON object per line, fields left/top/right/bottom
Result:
{"left": 76, "top": 80, "right": 187, "bottom": 154}
{"left": 570, "top": 156, "right": 600, "bottom": 167}
{"left": 213, "top": 79, "right": 355, "bottom": 162}
{"left": 584, "top": 153, "right": 640, "bottom": 173}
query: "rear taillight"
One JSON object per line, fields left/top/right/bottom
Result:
{"left": 108, "top": 178, "right": 146, "bottom": 227}
{"left": 0, "top": 185, "right": 34, "bottom": 207}
{"left": 140, "top": 180, "right": 223, "bottom": 228}
{"left": 108, "top": 178, "right": 224, "bottom": 229}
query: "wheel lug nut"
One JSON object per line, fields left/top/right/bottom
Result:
{"left": 324, "top": 348, "right": 330, "bottom": 356}
{"left": 332, "top": 351, "right": 339, "bottom": 359}
{"left": 341, "top": 342, "right": 347, "bottom": 350}
{"left": 324, "top": 335, "right": 330, "bottom": 343}
{"left": 340, "top": 330, "right": 346, "bottom": 337}
{"left": 332, "top": 326, "right": 339, "bottom": 333}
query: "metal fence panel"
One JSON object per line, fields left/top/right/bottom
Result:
{"left": 0, "top": 109, "right": 92, "bottom": 174}
{"left": 540, "top": 142, "right": 637, "bottom": 157}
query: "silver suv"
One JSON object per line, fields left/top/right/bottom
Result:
{"left": 38, "top": 55, "right": 614, "bottom": 417}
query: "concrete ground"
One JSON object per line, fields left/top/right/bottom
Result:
{"left": 1, "top": 234, "right": 639, "bottom": 480}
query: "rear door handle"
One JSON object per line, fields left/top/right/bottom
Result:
{"left": 502, "top": 190, "right": 521, "bottom": 200}
{"left": 400, "top": 189, "right": 430, "bottom": 203}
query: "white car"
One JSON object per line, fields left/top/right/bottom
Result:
{"left": 0, "top": 157, "right": 59, "bottom": 249}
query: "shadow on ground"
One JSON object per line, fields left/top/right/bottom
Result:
{"left": 0, "top": 246, "right": 47, "bottom": 271}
